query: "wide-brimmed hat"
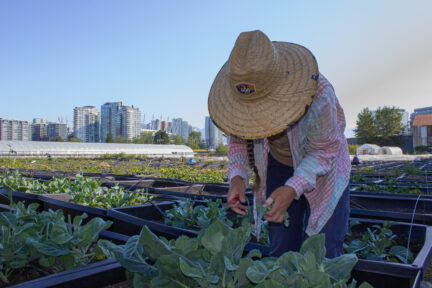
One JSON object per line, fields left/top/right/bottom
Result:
{"left": 208, "top": 30, "right": 319, "bottom": 140}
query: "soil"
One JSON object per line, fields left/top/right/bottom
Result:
{"left": 105, "top": 280, "right": 130, "bottom": 288}
{"left": 1, "top": 266, "right": 46, "bottom": 287}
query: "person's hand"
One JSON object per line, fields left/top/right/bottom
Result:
{"left": 264, "top": 186, "right": 296, "bottom": 223}
{"left": 227, "top": 175, "right": 248, "bottom": 216}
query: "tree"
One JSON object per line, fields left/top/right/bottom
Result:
{"left": 133, "top": 133, "right": 153, "bottom": 144}
{"left": 354, "top": 108, "right": 378, "bottom": 143}
{"left": 56, "top": 136, "right": 64, "bottom": 142}
{"left": 354, "top": 106, "right": 405, "bottom": 145}
{"left": 115, "top": 135, "right": 128, "bottom": 143}
{"left": 171, "top": 135, "right": 184, "bottom": 145}
{"left": 153, "top": 130, "right": 169, "bottom": 144}
{"left": 374, "top": 106, "right": 404, "bottom": 137}
{"left": 186, "top": 131, "right": 201, "bottom": 149}
{"left": 215, "top": 143, "right": 228, "bottom": 154}
{"left": 69, "top": 137, "right": 82, "bottom": 142}
{"left": 106, "top": 133, "right": 114, "bottom": 143}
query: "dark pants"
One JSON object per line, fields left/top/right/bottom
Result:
{"left": 266, "top": 153, "right": 349, "bottom": 258}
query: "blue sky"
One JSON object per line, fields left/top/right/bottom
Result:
{"left": 1, "top": 1, "right": 431, "bottom": 137}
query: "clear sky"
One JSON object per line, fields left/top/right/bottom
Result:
{"left": 1, "top": 1, "right": 431, "bottom": 137}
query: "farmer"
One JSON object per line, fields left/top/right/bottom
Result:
{"left": 208, "top": 30, "right": 351, "bottom": 258}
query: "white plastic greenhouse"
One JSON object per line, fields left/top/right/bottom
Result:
{"left": 0, "top": 141, "right": 194, "bottom": 158}
{"left": 378, "top": 146, "right": 403, "bottom": 155}
{"left": 356, "top": 144, "right": 381, "bottom": 155}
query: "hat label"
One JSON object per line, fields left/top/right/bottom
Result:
{"left": 235, "top": 82, "right": 256, "bottom": 96}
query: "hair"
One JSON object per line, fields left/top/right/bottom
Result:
{"left": 246, "top": 140, "right": 260, "bottom": 190}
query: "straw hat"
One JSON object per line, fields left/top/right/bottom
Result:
{"left": 208, "top": 30, "right": 319, "bottom": 140}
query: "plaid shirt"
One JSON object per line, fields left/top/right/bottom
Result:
{"left": 228, "top": 73, "right": 351, "bottom": 235}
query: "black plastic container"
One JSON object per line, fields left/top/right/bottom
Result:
{"left": 38, "top": 194, "right": 108, "bottom": 219}
{"left": 350, "top": 193, "right": 432, "bottom": 225}
{"left": 0, "top": 189, "right": 43, "bottom": 207}
{"left": 348, "top": 217, "right": 432, "bottom": 287}
{"left": 6, "top": 227, "right": 129, "bottom": 288}
{"left": 350, "top": 182, "right": 432, "bottom": 194}
{"left": 350, "top": 190, "right": 432, "bottom": 200}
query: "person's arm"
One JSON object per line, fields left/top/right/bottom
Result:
{"left": 228, "top": 135, "right": 251, "bottom": 187}
{"left": 227, "top": 135, "right": 251, "bottom": 215}
{"left": 285, "top": 87, "right": 341, "bottom": 197}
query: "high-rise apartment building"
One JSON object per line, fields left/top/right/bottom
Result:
{"left": 101, "top": 102, "right": 122, "bottom": 143}
{"left": 121, "top": 105, "right": 141, "bottom": 140}
{"left": 0, "top": 118, "right": 30, "bottom": 141}
{"left": 181, "top": 120, "right": 189, "bottom": 141}
{"left": 171, "top": 118, "right": 183, "bottom": 136}
{"left": 31, "top": 118, "right": 48, "bottom": 141}
{"left": 73, "top": 106, "right": 100, "bottom": 142}
{"left": 166, "top": 122, "right": 173, "bottom": 134}
{"left": 205, "top": 116, "right": 223, "bottom": 149}
{"left": 47, "top": 123, "right": 68, "bottom": 141}
{"left": 100, "top": 102, "right": 141, "bottom": 142}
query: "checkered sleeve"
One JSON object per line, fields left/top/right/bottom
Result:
{"left": 285, "top": 86, "right": 340, "bottom": 197}
{"left": 228, "top": 136, "right": 251, "bottom": 187}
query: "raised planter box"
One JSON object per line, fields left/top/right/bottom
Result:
{"left": 38, "top": 194, "right": 108, "bottom": 220}
{"left": 9, "top": 260, "right": 125, "bottom": 288}
{"left": 350, "top": 182, "right": 432, "bottom": 194}
{"left": 8, "top": 228, "right": 129, "bottom": 288}
{"left": 350, "top": 190, "right": 432, "bottom": 200}
{"left": 0, "top": 189, "right": 43, "bottom": 207}
{"left": 350, "top": 193, "right": 432, "bottom": 225}
{"left": 348, "top": 218, "right": 432, "bottom": 287}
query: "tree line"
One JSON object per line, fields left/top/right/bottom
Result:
{"left": 354, "top": 106, "right": 407, "bottom": 146}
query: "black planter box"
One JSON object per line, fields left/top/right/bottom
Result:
{"left": 38, "top": 195, "right": 108, "bottom": 220}
{"left": 350, "top": 193, "right": 432, "bottom": 225}
{"left": 0, "top": 189, "right": 43, "bottom": 207}
{"left": 6, "top": 226, "right": 129, "bottom": 288}
{"left": 350, "top": 182, "right": 432, "bottom": 194}
{"left": 108, "top": 201, "right": 271, "bottom": 255}
{"left": 349, "top": 217, "right": 432, "bottom": 287}
{"left": 9, "top": 260, "right": 125, "bottom": 288}
{"left": 350, "top": 190, "right": 432, "bottom": 200}
{"left": 352, "top": 260, "right": 422, "bottom": 288}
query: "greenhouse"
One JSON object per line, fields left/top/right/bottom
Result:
{"left": 356, "top": 143, "right": 381, "bottom": 155}
{"left": 0, "top": 140, "right": 194, "bottom": 158}
{"left": 379, "top": 146, "right": 403, "bottom": 155}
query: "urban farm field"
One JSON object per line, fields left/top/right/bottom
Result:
{"left": 0, "top": 156, "right": 228, "bottom": 183}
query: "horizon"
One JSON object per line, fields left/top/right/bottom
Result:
{"left": 1, "top": 1, "right": 432, "bottom": 137}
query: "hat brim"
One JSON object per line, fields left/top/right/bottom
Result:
{"left": 208, "top": 42, "right": 319, "bottom": 140}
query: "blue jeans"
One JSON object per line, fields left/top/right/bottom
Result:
{"left": 266, "top": 153, "right": 349, "bottom": 258}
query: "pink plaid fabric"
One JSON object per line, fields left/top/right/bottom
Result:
{"left": 228, "top": 73, "right": 351, "bottom": 235}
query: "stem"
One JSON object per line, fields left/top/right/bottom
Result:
{"left": 0, "top": 271, "right": 9, "bottom": 284}
{"left": 173, "top": 279, "right": 190, "bottom": 288}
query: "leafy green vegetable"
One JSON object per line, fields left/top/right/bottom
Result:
{"left": 344, "top": 221, "right": 414, "bottom": 264}
{"left": 99, "top": 221, "right": 371, "bottom": 288}
{"left": 0, "top": 201, "right": 112, "bottom": 284}
{"left": 0, "top": 171, "right": 154, "bottom": 208}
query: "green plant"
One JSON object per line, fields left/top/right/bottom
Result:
{"left": 344, "top": 221, "right": 413, "bottom": 264}
{"left": 164, "top": 199, "right": 232, "bottom": 229}
{"left": 391, "top": 167, "right": 401, "bottom": 178}
{"left": 164, "top": 199, "right": 274, "bottom": 245}
{"left": 348, "top": 145, "right": 360, "bottom": 155}
{"left": 98, "top": 221, "right": 371, "bottom": 288}
{"left": 0, "top": 171, "right": 155, "bottom": 208}
{"left": 0, "top": 201, "right": 111, "bottom": 284}
{"left": 403, "top": 164, "right": 421, "bottom": 176}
